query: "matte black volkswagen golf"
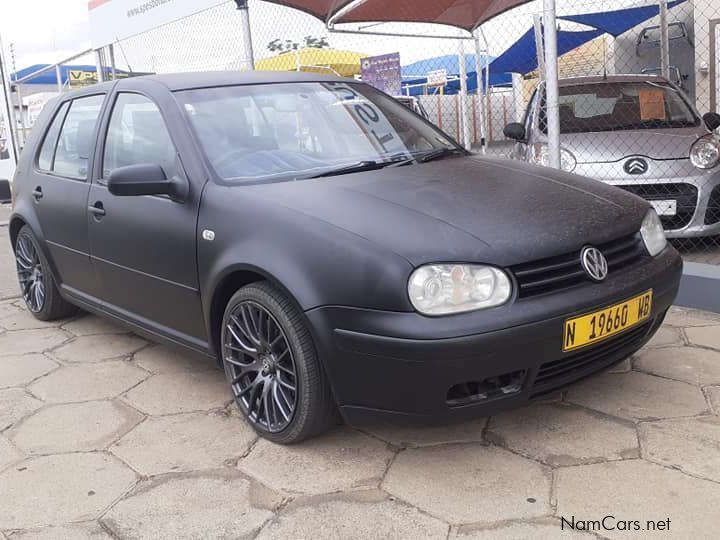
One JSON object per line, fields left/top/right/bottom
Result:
{"left": 9, "top": 72, "right": 682, "bottom": 443}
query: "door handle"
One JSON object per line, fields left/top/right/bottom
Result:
{"left": 32, "top": 187, "right": 43, "bottom": 201}
{"left": 88, "top": 202, "right": 106, "bottom": 218}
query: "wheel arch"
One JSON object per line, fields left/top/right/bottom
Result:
{"left": 206, "top": 264, "right": 309, "bottom": 364}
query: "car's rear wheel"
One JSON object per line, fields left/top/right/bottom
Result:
{"left": 221, "top": 282, "right": 336, "bottom": 444}
{"left": 15, "top": 225, "right": 77, "bottom": 321}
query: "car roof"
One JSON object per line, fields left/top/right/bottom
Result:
{"left": 558, "top": 74, "right": 670, "bottom": 87}
{"left": 128, "top": 70, "right": 356, "bottom": 91}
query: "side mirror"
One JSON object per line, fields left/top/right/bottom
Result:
{"left": 107, "top": 164, "right": 186, "bottom": 201}
{"left": 504, "top": 122, "right": 527, "bottom": 142}
{"left": 703, "top": 112, "right": 720, "bottom": 131}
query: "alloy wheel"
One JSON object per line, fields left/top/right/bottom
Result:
{"left": 16, "top": 235, "right": 45, "bottom": 313}
{"left": 223, "top": 301, "right": 298, "bottom": 433}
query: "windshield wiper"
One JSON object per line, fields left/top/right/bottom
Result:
{"left": 307, "top": 160, "right": 388, "bottom": 179}
{"left": 415, "top": 147, "right": 465, "bottom": 163}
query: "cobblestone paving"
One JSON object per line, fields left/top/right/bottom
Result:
{"left": 0, "top": 279, "right": 719, "bottom": 537}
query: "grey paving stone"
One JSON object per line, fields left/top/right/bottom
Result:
{"left": 28, "top": 361, "right": 148, "bottom": 403}
{"left": 634, "top": 346, "right": 720, "bottom": 386}
{"left": 664, "top": 307, "right": 719, "bottom": 328}
{"left": 6, "top": 522, "right": 111, "bottom": 540}
{"left": 110, "top": 411, "right": 256, "bottom": 475}
{"left": 132, "top": 344, "right": 216, "bottom": 374}
{"left": 240, "top": 428, "right": 393, "bottom": 495}
{"left": 61, "top": 315, "right": 128, "bottom": 337}
{"left": 455, "top": 518, "right": 595, "bottom": 539}
{"left": 566, "top": 371, "right": 709, "bottom": 421}
{"left": 486, "top": 403, "right": 638, "bottom": 466}
{"left": 102, "top": 472, "right": 278, "bottom": 539}
{"left": 0, "top": 329, "right": 68, "bottom": 357}
{"left": 0, "top": 435, "right": 23, "bottom": 472}
{"left": 9, "top": 401, "right": 144, "bottom": 454}
{"left": 645, "top": 325, "right": 684, "bottom": 348}
{"left": 0, "top": 388, "right": 43, "bottom": 431}
{"left": 707, "top": 386, "right": 720, "bottom": 414}
{"left": 122, "top": 370, "right": 229, "bottom": 415}
{"left": 685, "top": 325, "right": 720, "bottom": 351}
{"left": 363, "top": 418, "right": 487, "bottom": 448}
{"left": 0, "top": 308, "right": 64, "bottom": 331}
{"left": 383, "top": 443, "right": 550, "bottom": 524}
{"left": 606, "top": 357, "right": 631, "bottom": 373}
{"left": 555, "top": 461, "right": 720, "bottom": 540}
{"left": 257, "top": 492, "right": 449, "bottom": 539}
{"left": 0, "top": 453, "right": 136, "bottom": 529}
{"left": 0, "top": 354, "right": 58, "bottom": 389}
{"left": 640, "top": 416, "right": 720, "bottom": 483}
{"left": 51, "top": 334, "right": 147, "bottom": 363}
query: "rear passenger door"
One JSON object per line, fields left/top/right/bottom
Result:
{"left": 28, "top": 93, "right": 105, "bottom": 298}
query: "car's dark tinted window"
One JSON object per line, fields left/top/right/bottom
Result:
{"left": 37, "top": 101, "right": 70, "bottom": 171}
{"left": 103, "top": 93, "right": 176, "bottom": 179}
{"left": 51, "top": 94, "right": 104, "bottom": 179}
{"left": 176, "top": 82, "right": 456, "bottom": 183}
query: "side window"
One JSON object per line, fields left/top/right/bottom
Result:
{"left": 37, "top": 101, "right": 70, "bottom": 171}
{"left": 103, "top": 93, "right": 176, "bottom": 179}
{"left": 53, "top": 94, "right": 105, "bottom": 179}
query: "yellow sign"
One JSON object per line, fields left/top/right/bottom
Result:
{"left": 68, "top": 70, "right": 99, "bottom": 87}
{"left": 563, "top": 290, "right": 653, "bottom": 352}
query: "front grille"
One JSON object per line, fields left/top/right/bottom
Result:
{"left": 511, "top": 233, "right": 646, "bottom": 298}
{"left": 532, "top": 322, "right": 651, "bottom": 391}
{"left": 618, "top": 183, "right": 697, "bottom": 230}
{"left": 705, "top": 185, "right": 720, "bottom": 225}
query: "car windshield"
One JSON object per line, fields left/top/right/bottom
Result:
{"left": 539, "top": 81, "right": 700, "bottom": 134}
{"left": 175, "top": 81, "right": 458, "bottom": 183}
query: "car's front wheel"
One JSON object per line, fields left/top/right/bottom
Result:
{"left": 221, "top": 282, "right": 337, "bottom": 444}
{"left": 14, "top": 225, "right": 77, "bottom": 321}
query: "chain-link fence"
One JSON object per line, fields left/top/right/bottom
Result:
{"left": 5, "top": 0, "right": 720, "bottom": 262}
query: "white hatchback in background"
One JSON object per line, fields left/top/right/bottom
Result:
{"left": 504, "top": 74, "right": 720, "bottom": 238}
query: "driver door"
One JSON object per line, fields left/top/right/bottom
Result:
{"left": 87, "top": 90, "right": 206, "bottom": 349}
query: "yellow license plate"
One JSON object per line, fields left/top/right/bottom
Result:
{"left": 563, "top": 290, "right": 653, "bottom": 352}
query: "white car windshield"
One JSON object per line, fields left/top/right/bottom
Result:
{"left": 176, "top": 81, "right": 457, "bottom": 183}
{"left": 539, "top": 81, "right": 700, "bottom": 134}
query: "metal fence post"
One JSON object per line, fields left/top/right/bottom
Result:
{"left": 543, "top": 0, "right": 561, "bottom": 169}
{"left": 659, "top": 0, "right": 670, "bottom": 79}
{"left": 235, "top": 0, "right": 255, "bottom": 70}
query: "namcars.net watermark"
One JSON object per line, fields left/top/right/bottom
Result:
{"left": 561, "top": 516, "right": 671, "bottom": 533}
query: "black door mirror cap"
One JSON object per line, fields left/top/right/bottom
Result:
{"left": 703, "top": 112, "right": 720, "bottom": 132}
{"left": 107, "top": 164, "right": 188, "bottom": 201}
{"left": 504, "top": 122, "right": 527, "bottom": 142}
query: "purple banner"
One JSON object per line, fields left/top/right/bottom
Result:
{"left": 361, "top": 53, "right": 402, "bottom": 96}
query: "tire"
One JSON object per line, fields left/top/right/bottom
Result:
{"left": 221, "top": 282, "right": 337, "bottom": 444}
{"left": 14, "top": 225, "right": 78, "bottom": 321}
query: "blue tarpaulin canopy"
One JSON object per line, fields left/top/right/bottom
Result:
{"left": 401, "top": 54, "right": 511, "bottom": 96}
{"left": 490, "top": 0, "right": 687, "bottom": 75}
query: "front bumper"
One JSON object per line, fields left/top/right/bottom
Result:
{"left": 575, "top": 160, "right": 720, "bottom": 238}
{"left": 305, "top": 247, "right": 682, "bottom": 425}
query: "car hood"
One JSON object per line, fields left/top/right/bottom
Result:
{"left": 561, "top": 126, "right": 705, "bottom": 163}
{"left": 251, "top": 156, "right": 648, "bottom": 267}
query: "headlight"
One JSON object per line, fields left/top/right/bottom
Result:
{"left": 408, "top": 264, "right": 512, "bottom": 315}
{"left": 640, "top": 209, "right": 667, "bottom": 257}
{"left": 690, "top": 135, "right": 720, "bottom": 169}
{"left": 530, "top": 143, "right": 577, "bottom": 173}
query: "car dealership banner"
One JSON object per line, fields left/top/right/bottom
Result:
{"left": 88, "top": 0, "right": 228, "bottom": 48}
{"left": 361, "top": 53, "right": 402, "bottom": 97}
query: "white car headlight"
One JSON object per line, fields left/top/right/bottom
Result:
{"left": 408, "top": 264, "right": 512, "bottom": 316}
{"left": 640, "top": 209, "right": 667, "bottom": 257}
{"left": 690, "top": 135, "right": 720, "bottom": 169}
{"left": 530, "top": 143, "right": 577, "bottom": 173}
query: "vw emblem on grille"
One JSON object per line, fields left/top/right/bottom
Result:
{"left": 624, "top": 157, "right": 649, "bottom": 175}
{"left": 581, "top": 246, "right": 608, "bottom": 282}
